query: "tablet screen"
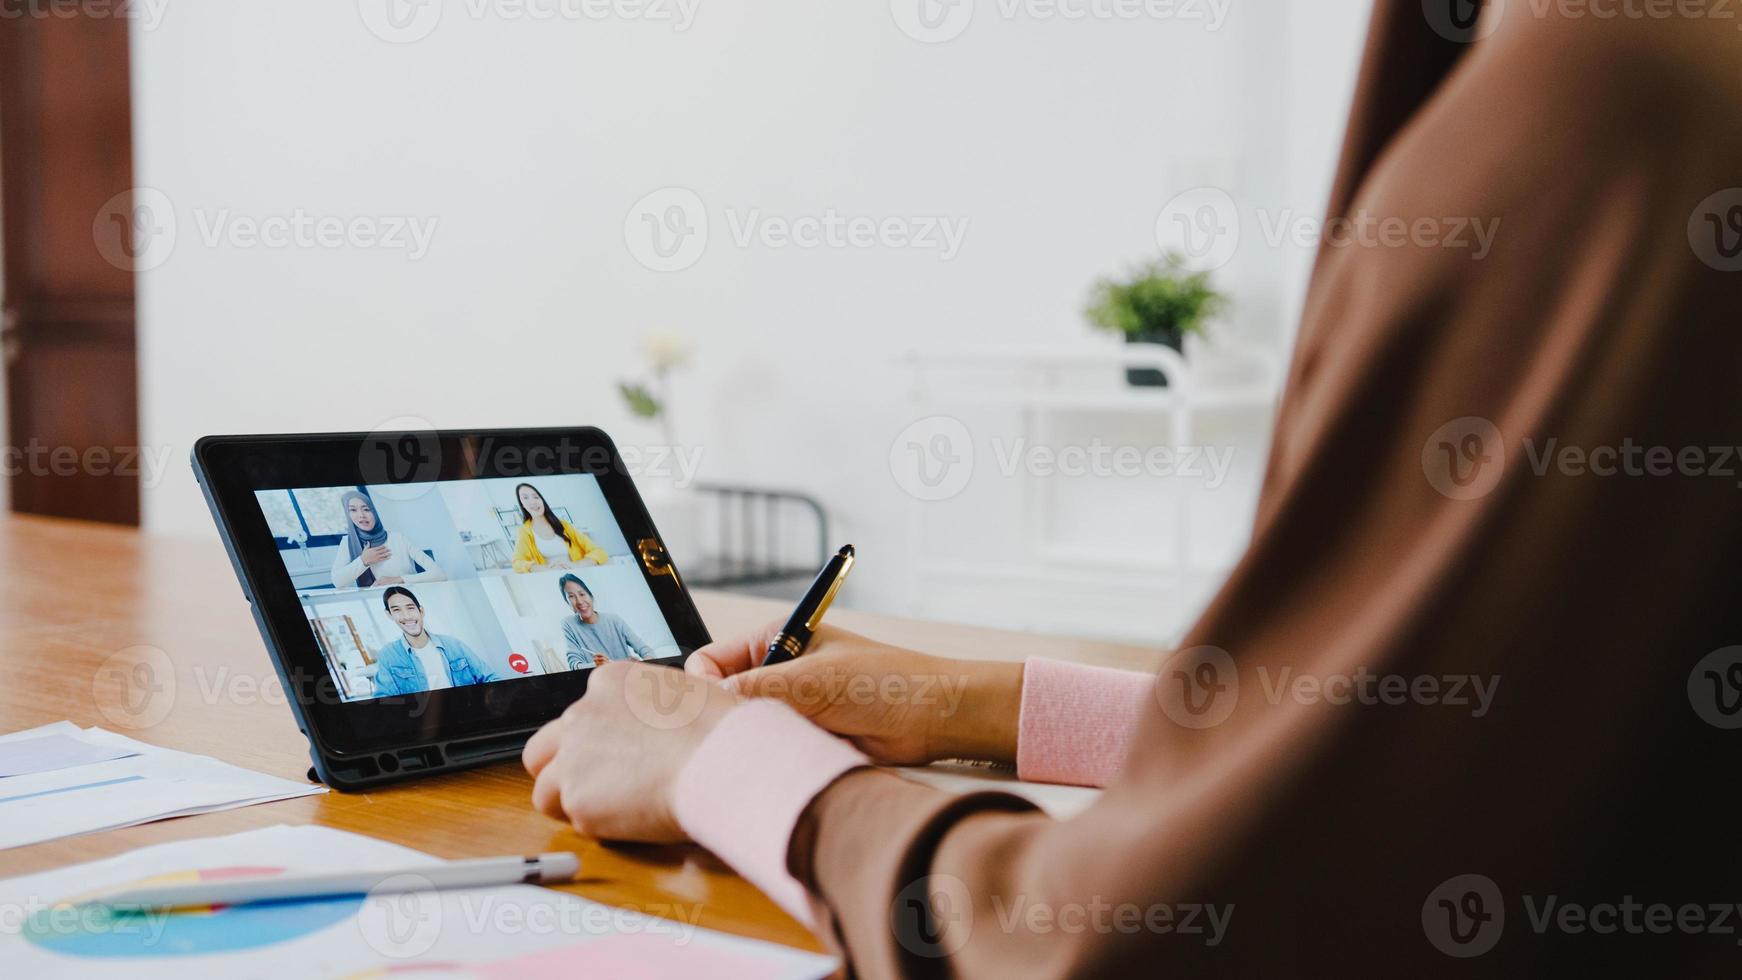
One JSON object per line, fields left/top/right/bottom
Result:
{"left": 253, "top": 474, "right": 683, "bottom": 702}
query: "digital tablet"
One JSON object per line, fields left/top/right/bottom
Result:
{"left": 192, "top": 427, "right": 708, "bottom": 790}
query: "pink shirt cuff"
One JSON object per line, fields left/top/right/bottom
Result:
{"left": 671, "top": 699, "right": 868, "bottom": 924}
{"left": 1016, "top": 657, "right": 1153, "bottom": 787}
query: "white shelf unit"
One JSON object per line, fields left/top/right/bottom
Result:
{"left": 899, "top": 344, "right": 1280, "bottom": 646}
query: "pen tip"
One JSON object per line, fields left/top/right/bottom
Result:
{"left": 839, "top": 544, "right": 855, "bottom": 557}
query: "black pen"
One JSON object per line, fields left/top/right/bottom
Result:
{"left": 762, "top": 545, "right": 855, "bottom": 665}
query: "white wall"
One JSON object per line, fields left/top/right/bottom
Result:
{"left": 132, "top": 0, "right": 1371, "bottom": 625}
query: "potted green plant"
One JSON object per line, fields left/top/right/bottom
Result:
{"left": 617, "top": 331, "right": 692, "bottom": 450}
{"left": 1084, "top": 252, "right": 1228, "bottom": 386}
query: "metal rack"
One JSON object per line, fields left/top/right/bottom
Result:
{"left": 681, "top": 482, "right": 830, "bottom": 595}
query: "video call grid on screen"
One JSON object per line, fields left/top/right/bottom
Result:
{"left": 254, "top": 474, "right": 682, "bottom": 702}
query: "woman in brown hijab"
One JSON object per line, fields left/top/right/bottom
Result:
{"left": 525, "top": 1, "right": 1742, "bottom": 973}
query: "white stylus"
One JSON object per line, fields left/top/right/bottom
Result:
{"left": 80, "top": 853, "right": 582, "bottom": 910}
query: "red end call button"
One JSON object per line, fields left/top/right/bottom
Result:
{"left": 507, "top": 652, "right": 530, "bottom": 674}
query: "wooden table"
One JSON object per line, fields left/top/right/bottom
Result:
{"left": 0, "top": 516, "right": 1162, "bottom": 952}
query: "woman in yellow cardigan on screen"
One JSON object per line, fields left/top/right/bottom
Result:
{"left": 509, "top": 482, "right": 609, "bottom": 572}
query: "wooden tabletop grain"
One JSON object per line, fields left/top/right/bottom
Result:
{"left": 0, "top": 515, "right": 1162, "bottom": 953}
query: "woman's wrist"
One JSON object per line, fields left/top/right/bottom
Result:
{"left": 927, "top": 658, "right": 1024, "bottom": 764}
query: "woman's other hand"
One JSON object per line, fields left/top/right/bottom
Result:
{"left": 686, "top": 621, "right": 1022, "bottom": 766}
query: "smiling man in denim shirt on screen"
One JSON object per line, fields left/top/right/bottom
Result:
{"left": 370, "top": 586, "right": 496, "bottom": 696}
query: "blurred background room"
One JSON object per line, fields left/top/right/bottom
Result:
{"left": 1, "top": 0, "right": 1375, "bottom": 647}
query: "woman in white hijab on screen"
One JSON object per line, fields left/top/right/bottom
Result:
{"left": 329, "top": 489, "right": 447, "bottom": 590}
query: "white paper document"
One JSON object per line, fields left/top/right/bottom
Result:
{"left": 0, "top": 824, "right": 837, "bottom": 979}
{"left": 0, "top": 733, "right": 138, "bottom": 779}
{"left": 0, "top": 723, "right": 325, "bottom": 851}
{"left": 896, "top": 760, "right": 1103, "bottom": 818}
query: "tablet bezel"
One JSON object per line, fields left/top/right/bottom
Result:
{"left": 193, "top": 427, "right": 708, "bottom": 762}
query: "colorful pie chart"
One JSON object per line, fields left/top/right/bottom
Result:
{"left": 25, "top": 866, "right": 363, "bottom": 959}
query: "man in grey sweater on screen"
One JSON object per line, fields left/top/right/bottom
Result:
{"left": 558, "top": 574, "right": 651, "bottom": 669}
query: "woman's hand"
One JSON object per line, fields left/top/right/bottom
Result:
{"left": 686, "top": 621, "right": 1023, "bottom": 766}
{"left": 524, "top": 662, "right": 739, "bottom": 842}
{"left": 360, "top": 544, "right": 392, "bottom": 566}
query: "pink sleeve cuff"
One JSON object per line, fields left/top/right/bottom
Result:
{"left": 1016, "top": 657, "right": 1153, "bottom": 788}
{"left": 672, "top": 699, "right": 868, "bottom": 924}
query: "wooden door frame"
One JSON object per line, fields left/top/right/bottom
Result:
{"left": 0, "top": 11, "right": 142, "bottom": 524}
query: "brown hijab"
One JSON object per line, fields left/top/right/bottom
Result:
{"left": 790, "top": 1, "right": 1742, "bottom": 974}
